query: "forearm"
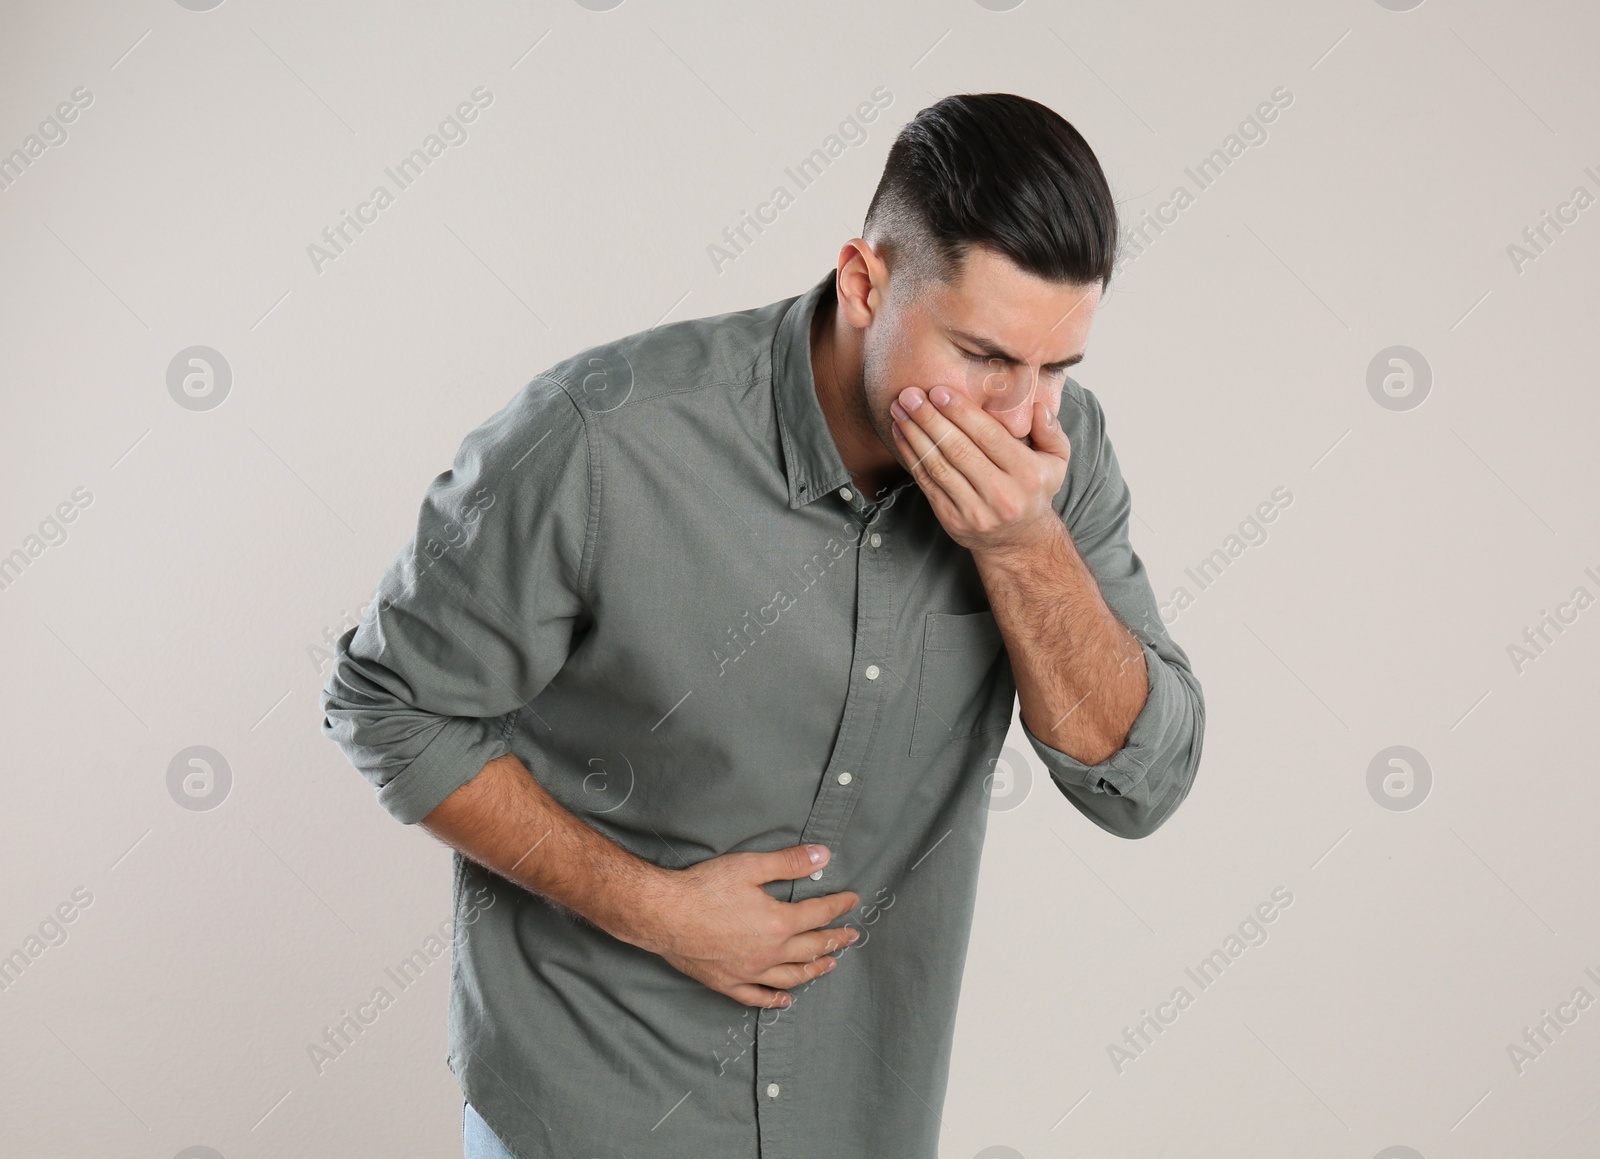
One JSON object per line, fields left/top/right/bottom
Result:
{"left": 975, "top": 519, "right": 1147, "bottom": 765}
{"left": 419, "top": 750, "right": 667, "bottom": 948}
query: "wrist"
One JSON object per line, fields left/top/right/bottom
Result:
{"left": 595, "top": 861, "right": 678, "bottom": 953}
{"left": 973, "top": 514, "right": 1066, "bottom": 572}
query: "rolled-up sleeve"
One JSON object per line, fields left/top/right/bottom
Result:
{"left": 320, "top": 374, "right": 593, "bottom": 825}
{"left": 1022, "top": 382, "right": 1205, "bottom": 839}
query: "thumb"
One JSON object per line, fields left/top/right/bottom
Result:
{"left": 751, "top": 843, "right": 830, "bottom": 884}
{"left": 1030, "top": 394, "right": 1071, "bottom": 463}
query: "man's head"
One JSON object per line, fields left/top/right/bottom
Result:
{"left": 826, "top": 93, "right": 1118, "bottom": 476}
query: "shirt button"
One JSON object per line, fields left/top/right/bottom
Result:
{"left": 837, "top": 772, "right": 853, "bottom": 785}
{"left": 869, "top": 533, "right": 882, "bottom": 547}
{"left": 810, "top": 870, "right": 823, "bottom": 880}
{"left": 766, "top": 1083, "right": 781, "bottom": 1098}
{"left": 865, "top": 664, "right": 880, "bottom": 680}
{"left": 839, "top": 487, "right": 853, "bottom": 501}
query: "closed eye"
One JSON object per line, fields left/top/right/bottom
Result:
{"left": 960, "top": 349, "right": 1068, "bottom": 376}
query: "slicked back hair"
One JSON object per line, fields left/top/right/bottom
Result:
{"left": 862, "top": 93, "right": 1118, "bottom": 300}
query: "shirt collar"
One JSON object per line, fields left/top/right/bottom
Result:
{"left": 771, "top": 268, "right": 854, "bottom": 510}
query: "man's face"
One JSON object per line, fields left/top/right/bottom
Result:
{"left": 861, "top": 245, "right": 1100, "bottom": 470}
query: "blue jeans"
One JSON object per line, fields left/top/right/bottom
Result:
{"left": 463, "top": 1099, "right": 517, "bottom": 1158}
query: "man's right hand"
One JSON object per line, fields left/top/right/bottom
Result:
{"left": 619, "top": 843, "right": 861, "bottom": 1009}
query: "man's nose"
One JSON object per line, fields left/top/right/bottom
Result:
{"left": 983, "top": 375, "right": 1039, "bottom": 438}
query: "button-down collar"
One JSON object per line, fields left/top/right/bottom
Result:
{"left": 772, "top": 268, "right": 917, "bottom": 518}
{"left": 772, "top": 268, "right": 853, "bottom": 510}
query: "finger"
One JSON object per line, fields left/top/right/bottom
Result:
{"left": 782, "top": 890, "right": 861, "bottom": 934}
{"left": 891, "top": 420, "right": 953, "bottom": 513}
{"left": 912, "top": 385, "right": 1032, "bottom": 482}
{"left": 893, "top": 409, "right": 981, "bottom": 516}
{"left": 777, "top": 925, "right": 860, "bottom": 963}
{"left": 753, "top": 953, "right": 839, "bottom": 989}
{"left": 746, "top": 843, "right": 830, "bottom": 884}
{"left": 726, "top": 982, "right": 794, "bottom": 1009}
{"left": 1027, "top": 392, "right": 1071, "bottom": 464}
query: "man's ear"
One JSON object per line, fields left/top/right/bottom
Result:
{"left": 836, "top": 238, "right": 891, "bottom": 329}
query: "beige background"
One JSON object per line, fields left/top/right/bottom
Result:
{"left": 2, "top": 1, "right": 1597, "bottom": 1156}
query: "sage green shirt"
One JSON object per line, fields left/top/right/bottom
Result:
{"left": 320, "top": 268, "right": 1204, "bottom": 1158}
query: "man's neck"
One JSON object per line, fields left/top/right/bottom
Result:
{"left": 810, "top": 286, "right": 905, "bottom": 500}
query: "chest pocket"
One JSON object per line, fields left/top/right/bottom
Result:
{"left": 909, "top": 610, "right": 1013, "bottom": 756}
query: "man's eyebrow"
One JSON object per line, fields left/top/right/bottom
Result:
{"left": 947, "top": 328, "right": 1084, "bottom": 370}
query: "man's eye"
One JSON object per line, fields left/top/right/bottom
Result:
{"left": 962, "top": 350, "right": 1070, "bottom": 377}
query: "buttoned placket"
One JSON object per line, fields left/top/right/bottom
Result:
{"left": 751, "top": 482, "right": 903, "bottom": 1157}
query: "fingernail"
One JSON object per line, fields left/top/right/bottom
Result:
{"left": 846, "top": 929, "right": 861, "bottom": 944}
{"left": 930, "top": 387, "right": 950, "bottom": 406}
{"left": 807, "top": 844, "right": 827, "bottom": 865}
{"left": 824, "top": 956, "right": 838, "bottom": 971}
{"left": 899, "top": 388, "right": 923, "bottom": 411}
{"left": 890, "top": 400, "right": 908, "bottom": 422}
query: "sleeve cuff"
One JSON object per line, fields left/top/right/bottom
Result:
{"left": 1019, "top": 639, "right": 1172, "bottom": 799}
{"left": 374, "top": 715, "right": 512, "bottom": 825}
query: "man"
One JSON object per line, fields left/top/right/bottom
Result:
{"left": 321, "top": 92, "right": 1205, "bottom": 1159}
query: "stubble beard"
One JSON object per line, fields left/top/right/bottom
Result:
{"left": 857, "top": 339, "right": 910, "bottom": 489}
